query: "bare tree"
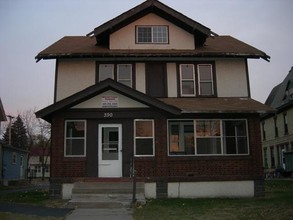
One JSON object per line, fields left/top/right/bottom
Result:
{"left": 21, "top": 109, "right": 51, "bottom": 181}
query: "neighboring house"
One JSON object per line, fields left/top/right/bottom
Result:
{"left": 0, "top": 142, "right": 28, "bottom": 184}
{"left": 0, "top": 98, "right": 6, "bottom": 137}
{"left": 28, "top": 146, "right": 50, "bottom": 178}
{"left": 36, "top": 0, "right": 273, "bottom": 198}
{"left": 261, "top": 66, "right": 293, "bottom": 176}
{"left": 0, "top": 98, "right": 7, "bottom": 181}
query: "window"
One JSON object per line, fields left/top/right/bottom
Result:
{"left": 180, "top": 64, "right": 196, "bottom": 96}
{"left": 270, "top": 147, "right": 275, "bottom": 168}
{"left": 196, "top": 120, "right": 221, "bottom": 154}
{"left": 179, "top": 63, "right": 214, "bottom": 97}
{"left": 98, "top": 64, "right": 114, "bottom": 81}
{"left": 134, "top": 120, "right": 154, "bottom": 156}
{"left": 136, "top": 26, "right": 168, "bottom": 44}
{"left": 117, "top": 64, "right": 132, "bottom": 87}
{"left": 198, "top": 64, "right": 214, "bottom": 96}
{"left": 65, "top": 120, "right": 86, "bottom": 157}
{"left": 168, "top": 119, "right": 249, "bottom": 156}
{"left": 262, "top": 121, "right": 266, "bottom": 140}
{"left": 274, "top": 117, "right": 278, "bottom": 137}
{"left": 283, "top": 112, "right": 288, "bottom": 135}
{"left": 169, "top": 121, "right": 194, "bottom": 155}
{"left": 12, "top": 152, "right": 17, "bottom": 164}
{"left": 223, "top": 120, "right": 248, "bottom": 154}
{"left": 97, "top": 63, "right": 133, "bottom": 87}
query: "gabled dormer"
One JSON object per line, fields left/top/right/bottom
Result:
{"left": 87, "top": 0, "right": 214, "bottom": 49}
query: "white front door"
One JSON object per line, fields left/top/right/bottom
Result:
{"left": 98, "top": 124, "right": 122, "bottom": 177}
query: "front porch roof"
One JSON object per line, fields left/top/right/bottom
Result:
{"left": 35, "top": 79, "right": 181, "bottom": 122}
{"left": 159, "top": 97, "right": 275, "bottom": 114}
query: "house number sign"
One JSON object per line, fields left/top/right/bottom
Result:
{"left": 101, "top": 96, "right": 119, "bottom": 108}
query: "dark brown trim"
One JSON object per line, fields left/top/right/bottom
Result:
{"left": 54, "top": 59, "right": 59, "bottom": 103}
{"left": 245, "top": 59, "right": 251, "bottom": 98}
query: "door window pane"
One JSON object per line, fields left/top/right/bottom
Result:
{"left": 102, "top": 127, "right": 119, "bottom": 160}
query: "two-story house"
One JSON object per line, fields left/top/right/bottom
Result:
{"left": 36, "top": 0, "right": 273, "bottom": 199}
{"left": 261, "top": 66, "right": 293, "bottom": 176}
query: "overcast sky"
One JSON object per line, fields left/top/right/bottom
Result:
{"left": 0, "top": 0, "right": 293, "bottom": 116}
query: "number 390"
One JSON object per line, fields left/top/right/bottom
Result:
{"left": 103, "top": 113, "right": 113, "bottom": 118}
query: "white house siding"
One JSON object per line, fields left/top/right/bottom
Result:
{"left": 216, "top": 59, "right": 249, "bottom": 97}
{"left": 110, "top": 13, "right": 195, "bottom": 50}
{"left": 56, "top": 59, "right": 96, "bottom": 101}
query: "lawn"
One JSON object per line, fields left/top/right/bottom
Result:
{"left": 134, "top": 180, "right": 293, "bottom": 220}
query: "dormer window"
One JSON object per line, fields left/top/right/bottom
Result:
{"left": 136, "top": 26, "right": 169, "bottom": 44}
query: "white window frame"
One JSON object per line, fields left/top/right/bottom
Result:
{"left": 167, "top": 119, "right": 249, "bottom": 156}
{"left": 134, "top": 119, "right": 155, "bottom": 157}
{"left": 64, "top": 120, "right": 87, "bottom": 157}
{"left": 180, "top": 64, "right": 196, "bottom": 97}
{"left": 136, "top": 26, "right": 169, "bottom": 44}
{"left": 117, "top": 64, "right": 132, "bottom": 87}
{"left": 197, "top": 64, "right": 214, "bottom": 96}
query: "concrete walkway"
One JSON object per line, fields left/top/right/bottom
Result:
{"left": 65, "top": 207, "right": 133, "bottom": 220}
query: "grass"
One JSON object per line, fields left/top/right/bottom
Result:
{"left": 0, "top": 213, "right": 63, "bottom": 220}
{"left": 1, "top": 179, "right": 292, "bottom": 219}
{"left": 134, "top": 179, "right": 293, "bottom": 220}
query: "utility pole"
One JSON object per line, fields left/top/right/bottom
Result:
{"left": 7, "top": 115, "right": 14, "bottom": 145}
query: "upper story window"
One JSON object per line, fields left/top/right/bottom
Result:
{"left": 198, "top": 64, "right": 214, "bottom": 96}
{"left": 136, "top": 26, "right": 169, "bottom": 44}
{"left": 179, "top": 63, "right": 215, "bottom": 97}
{"left": 97, "top": 63, "right": 133, "bottom": 88}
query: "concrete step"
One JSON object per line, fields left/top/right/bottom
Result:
{"left": 69, "top": 181, "right": 145, "bottom": 208}
{"left": 72, "top": 181, "right": 144, "bottom": 194}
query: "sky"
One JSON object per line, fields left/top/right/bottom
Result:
{"left": 0, "top": 0, "right": 293, "bottom": 117}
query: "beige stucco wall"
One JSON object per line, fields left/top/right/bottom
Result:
{"left": 56, "top": 59, "right": 96, "bottom": 101}
{"left": 167, "top": 63, "right": 178, "bottom": 97}
{"left": 216, "top": 59, "right": 249, "bottom": 97}
{"left": 110, "top": 13, "right": 195, "bottom": 50}
{"left": 136, "top": 63, "right": 146, "bottom": 93}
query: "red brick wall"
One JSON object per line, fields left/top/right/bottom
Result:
{"left": 50, "top": 116, "right": 86, "bottom": 179}
{"left": 135, "top": 114, "right": 264, "bottom": 182}
{"left": 50, "top": 113, "right": 263, "bottom": 183}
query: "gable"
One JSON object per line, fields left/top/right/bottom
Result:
{"left": 110, "top": 13, "right": 195, "bottom": 50}
{"left": 88, "top": 0, "right": 212, "bottom": 47}
{"left": 72, "top": 90, "right": 149, "bottom": 109}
